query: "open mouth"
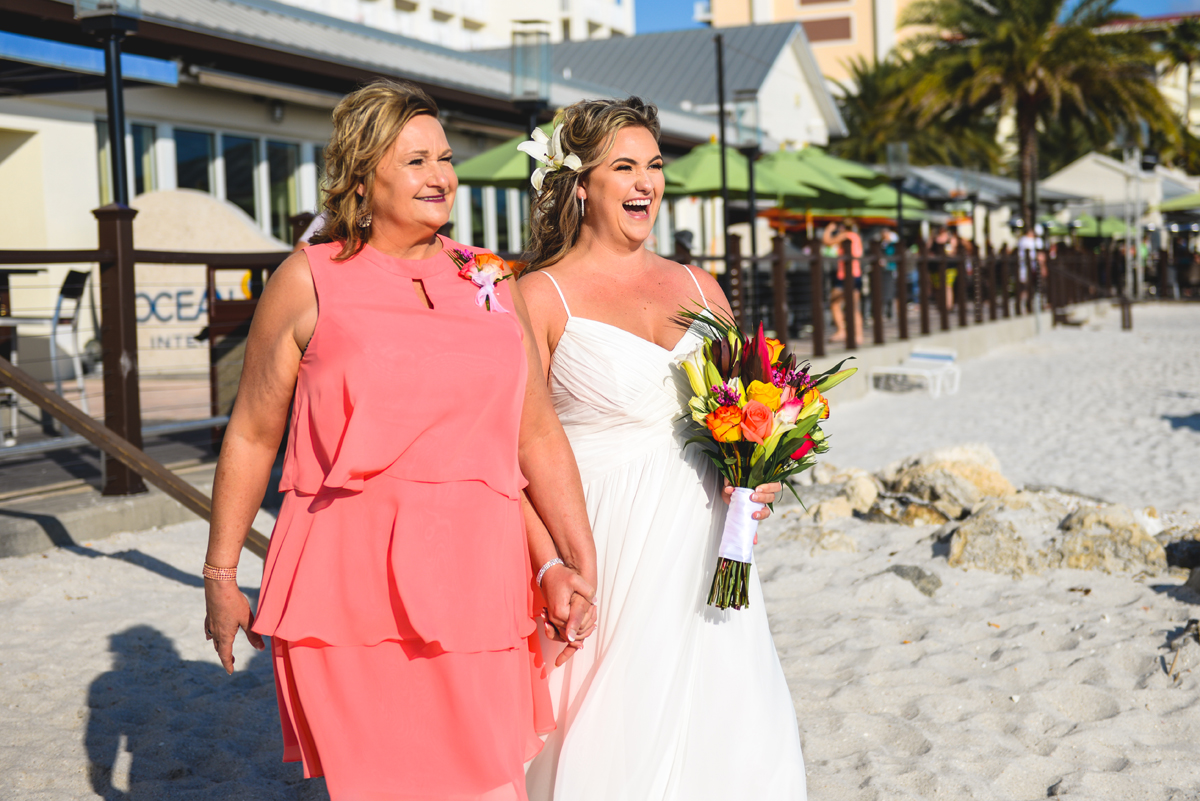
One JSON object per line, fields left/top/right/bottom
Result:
{"left": 622, "top": 198, "right": 651, "bottom": 216}
{"left": 418, "top": 195, "right": 446, "bottom": 203}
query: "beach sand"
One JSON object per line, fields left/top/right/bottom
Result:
{"left": 1, "top": 303, "right": 1198, "bottom": 800}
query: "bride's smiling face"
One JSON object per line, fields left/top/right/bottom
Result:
{"left": 578, "top": 126, "right": 664, "bottom": 248}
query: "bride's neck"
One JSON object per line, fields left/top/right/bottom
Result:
{"left": 572, "top": 226, "right": 651, "bottom": 272}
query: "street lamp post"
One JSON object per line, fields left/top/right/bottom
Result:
{"left": 734, "top": 89, "right": 761, "bottom": 327}
{"left": 76, "top": 0, "right": 141, "bottom": 207}
{"left": 511, "top": 20, "right": 551, "bottom": 177}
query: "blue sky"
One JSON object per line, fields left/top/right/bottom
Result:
{"left": 634, "top": 0, "right": 1200, "bottom": 35}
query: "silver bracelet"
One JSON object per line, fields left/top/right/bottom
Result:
{"left": 536, "top": 557, "right": 565, "bottom": 588}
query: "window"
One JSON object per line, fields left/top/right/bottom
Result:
{"left": 223, "top": 135, "right": 258, "bottom": 220}
{"left": 175, "top": 129, "right": 214, "bottom": 193}
{"left": 313, "top": 144, "right": 326, "bottom": 205}
{"left": 268, "top": 140, "right": 300, "bottom": 243}
{"left": 562, "top": 19, "right": 571, "bottom": 40}
{"left": 132, "top": 124, "right": 156, "bottom": 196}
{"left": 801, "top": 17, "right": 852, "bottom": 43}
{"left": 471, "top": 186, "right": 485, "bottom": 247}
{"left": 496, "top": 188, "right": 510, "bottom": 253}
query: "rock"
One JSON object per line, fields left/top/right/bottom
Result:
{"left": 900, "top": 503, "right": 951, "bottom": 526}
{"left": 811, "top": 496, "right": 853, "bottom": 523}
{"left": 1186, "top": 568, "right": 1200, "bottom": 595}
{"left": 883, "top": 445, "right": 1015, "bottom": 519}
{"left": 948, "top": 510, "right": 1031, "bottom": 578}
{"left": 1159, "top": 527, "right": 1200, "bottom": 569}
{"left": 812, "top": 462, "right": 841, "bottom": 485}
{"left": 1050, "top": 505, "right": 1166, "bottom": 574}
{"left": 864, "top": 495, "right": 951, "bottom": 526}
{"left": 815, "top": 529, "right": 858, "bottom": 553}
{"left": 840, "top": 470, "right": 880, "bottom": 513}
{"left": 884, "top": 564, "right": 942, "bottom": 597}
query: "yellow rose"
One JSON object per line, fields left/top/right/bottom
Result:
{"left": 746, "top": 380, "right": 782, "bottom": 412}
{"left": 705, "top": 406, "right": 743, "bottom": 443}
{"left": 801, "top": 387, "right": 830, "bottom": 420}
{"left": 765, "top": 337, "right": 785, "bottom": 365}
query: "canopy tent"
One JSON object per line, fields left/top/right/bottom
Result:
{"left": 452, "top": 124, "right": 553, "bottom": 190}
{"left": 1158, "top": 191, "right": 1200, "bottom": 213}
{"left": 662, "top": 142, "right": 817, "bottom": 202}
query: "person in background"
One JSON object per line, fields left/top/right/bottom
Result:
{"left": 822, "top": 220, "right": 863, "bottom": 343}
{"left": 880, "top": 228, "right": 899, "bottom": 320}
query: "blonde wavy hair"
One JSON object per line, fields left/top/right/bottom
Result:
{"left": 524, "top": 97, "right": 661, "bottom": 272}
{"left": 313, "top": 79, "right": 439, "bottom": 261}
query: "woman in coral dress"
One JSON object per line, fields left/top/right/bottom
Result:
{"left": 518, "top": 99, "right": 807, "bottom": 799}
{"left": 203, "top": 80, "right": 597, "bottom": 800}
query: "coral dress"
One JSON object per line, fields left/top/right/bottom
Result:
{"left": 251, "top": 237, "right": 552, "bottom": 801}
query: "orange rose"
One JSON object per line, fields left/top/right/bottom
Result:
{"left": 739, "top": 400, "right": 774, "bottom": 445}
{"left": 801, "top": 387, "right": 830, "bottom": 420}
{"left": 765, "top": 337, "right": 785, "bottom": 365}
{"left": 746, "top": 380, "right": 782, "bottom": 411}
{"left": 473, "top": 252, "right": 509, "bottom": 278}
{"left": 705, "top": 406, "right": 743, "bottom": 442}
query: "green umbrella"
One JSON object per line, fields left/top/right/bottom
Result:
{"left": 794, "top": 146, "right": 884, "bottom": 185}
{"left": 811, "top": 205, "right": 933, "bottom": 222}
{"left": 453, "top": 123, "right": 553, "bottom": 189}
{"left": 1158, "top": 191, "right": 1200, "bottom": 213}
{"left": 756, "top": 149, "right": 871, "bottom": 207}
{"left": 860, "top": 182, "right": 926, "bottom": 211}
{"left": 662, "top": 142, "right": 817, "bottom": 202}
{"left": 1069, "top": 213, "right": 1127, "bottom": 237}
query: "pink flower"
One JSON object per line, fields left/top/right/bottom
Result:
{"left": 791, "top": 434, "right": 815, "bottom": 461}
{"left": 739, "top": 401, "right": 774, "bottom": 445}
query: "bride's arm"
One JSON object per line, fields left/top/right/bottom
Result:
{"left": 506, "top": 279, "right": 598, "bottom": 631}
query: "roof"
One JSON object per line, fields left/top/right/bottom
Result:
{"left": 33, "top": 0, "right": 718, "bottom": 143}
{"left": 482, "top": 23, "right": 847, "bottom": 138}
{"left": 904, "top": 165, "right": 1086, "bottom": 207}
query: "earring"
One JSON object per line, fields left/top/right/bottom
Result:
{"left": 579, "top": 197, "right": 585, "bottom": 218}
{"left": 357, "top": 210, "right": 372, "bottom": 228}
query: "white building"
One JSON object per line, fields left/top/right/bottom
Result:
{"left": 272, "top": 0, "right": 636, "bottom": 49}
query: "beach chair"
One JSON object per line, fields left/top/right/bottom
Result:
{"left": 870, "top": 347, "right": 960, "bottom": 398}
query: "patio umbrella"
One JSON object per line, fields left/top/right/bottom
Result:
{"left": 662, "top": 141, "right": 818, "bottom": 203}
{"left": 793, "top": 146, "right": 884, "bottom": 185}
{"left": 756, "top": 149, "right": 871, "bottom": 208}
{"left": 1070, "top": 214, "right": 1127, "bottom": 237}
{"left": 1158, "top": 191, "right": 1200, "bottom": 213}
{"left": 453, "top": 123, "right": 553, "bottom": 190}
{"left": 860, "top": 182, "right": 926, "bottom": 212}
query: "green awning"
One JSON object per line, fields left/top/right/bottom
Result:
{"left": 662, "top": 141, "right": 817, "bottom": 202}
{"left": 1159, "top": 192, "right": 1200, "bottom": 213}
{"left": 756, "top": 149, "right": 871, "bottom": 208}
{"left": 453, "top": 124, "right": 552, "bottom": 190}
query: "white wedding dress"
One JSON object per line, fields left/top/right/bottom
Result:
{"left": 525, "top": 269, "right": 806, "bottom": 800}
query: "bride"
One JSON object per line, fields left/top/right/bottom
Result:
{"left": 518, "top": 98, "right": 807, "bottom": 799}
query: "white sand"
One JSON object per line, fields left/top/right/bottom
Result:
{"left": 1, "top": 303, "right": 1199, "bottom": 800}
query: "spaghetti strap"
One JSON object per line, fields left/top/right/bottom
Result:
{"left": 540, "top": 272, "right": 572, "bottom": 318}
{"left": 682, "top": 265, "right": 710, "bottom": 311}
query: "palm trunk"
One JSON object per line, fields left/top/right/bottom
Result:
{"left": 1017, "top": 98, "right": 1038, "bottom": 234}
{"left": 1187, "top": 62, "right": 1194, "bottom": 134}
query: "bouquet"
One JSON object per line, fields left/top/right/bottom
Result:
{"left": 677, "top": 308, "right": 856, "bottom": 610}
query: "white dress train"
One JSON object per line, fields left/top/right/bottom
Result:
{"left": 525, "top": 269, "right": 806, "bottom": 800}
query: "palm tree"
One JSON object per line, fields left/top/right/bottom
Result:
{"left": 830, "top": 55, "right": 1001, "bottom": 171}
{"left": 1162, "top": 17, "right": 1200, "bottom": 132}
{"left": 901, "top": 0, "right": 1173, "bottom": 229}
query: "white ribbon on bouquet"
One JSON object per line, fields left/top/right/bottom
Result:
{"left": 719, "top": 487, "right": 764, "bottom": 563}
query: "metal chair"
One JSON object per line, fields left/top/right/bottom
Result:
{"left": 871, "top": 346, "right": 961, "bottom": 398}
{"left": 0, "top": 270, "right": 92, "bottom": 420}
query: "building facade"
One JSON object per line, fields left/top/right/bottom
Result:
{"left": 697, "top": 0, "right": 918, "bottom": 84}
{"left": 272, "top": 0, "right": 636, "bottom": 49}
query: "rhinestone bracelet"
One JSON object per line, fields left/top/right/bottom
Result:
{"left": 202, "top": 562, "right": 238, "bottom": 581}
{"left": 536, "top": 557, "right": 564, "bottom": 588}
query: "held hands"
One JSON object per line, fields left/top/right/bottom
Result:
{"left": 204, "top": 580, "right": 266, "bottom": 674}
{"left": 722, "top": 480, "right": 782, "bottom": 521}
{"left": 540, "top": 564, "right": 598, "bottom": 667}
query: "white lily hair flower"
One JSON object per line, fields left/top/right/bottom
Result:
{"left": 517, "top": 123, "right": 583, "bottom": 193}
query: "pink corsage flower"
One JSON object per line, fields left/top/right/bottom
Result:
{"left": 449, "top": 249, "right": 511, "bottom": 313}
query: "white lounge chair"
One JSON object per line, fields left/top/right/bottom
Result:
{"left": 871, "top": 347, "right": 961, "bottom": 398}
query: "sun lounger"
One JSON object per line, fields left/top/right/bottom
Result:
{"left": 871, "top": 347, "right": 961, "bottom": 397}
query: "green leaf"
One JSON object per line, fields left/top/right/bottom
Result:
{"left": 815, "top": 367, "right": 858, "bottom": 393}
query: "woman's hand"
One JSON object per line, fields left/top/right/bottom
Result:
{"left": 722, "top": 480, "right": 783, "bottom": 520}
{"left": 542, "top": 591, "right": 599, "bottom": 667}
{"left": 204, "top": 581, "right": 265, "bottom": 674}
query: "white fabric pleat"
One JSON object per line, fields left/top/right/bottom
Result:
{"left": 526, "top": 316, "right": 806, "bottom": 801}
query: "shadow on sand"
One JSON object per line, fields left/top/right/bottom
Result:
{"left": 86, "top": 625, "right": 327, "bottom": 800}
{"left": 1164, "top": 413, "right": 1200, "bottom": 432}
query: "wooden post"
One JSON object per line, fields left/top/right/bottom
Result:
{"left": 956, "top": 255, "right": 969, "bottom": 327}
{"left": 93, "top": 205, "right": 146, "bottom": 496}
{"left": 842, "top": 238, "right": 857, "bottom": 350}
{"left": 918, "top": 242, "right": 931, "bottom": 335}
{"left": 870, "top": 239, "right": 884, "bottom": 345}
{"left": 771, "top": 234, "right": 788, "bottom": 341}
{"left": 810, "top": 250, "right": 825, "bottom": 357}
{"left": 936, "top": 249, "right": 950, "bottom": 331}
{"left": 727, "top": 233, "right": 744, "bottom": 330}
{"left": 896, "top": 247, "right": 909, "bottom": 340}
{"left": 1158, "top": 249, "right": 1171, "bottom": 300}
{"left": 987, "top": 244, "right": 997, "bottom": 321}
{"left": 0, "top": 354, "right": 268, "bottom": 558}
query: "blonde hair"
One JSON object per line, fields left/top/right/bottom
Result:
{"left": 314, "top": 79, "right": 439, "bottom": 261}
{"left": 524, "top": 97, "right": 661, "bottom": 272}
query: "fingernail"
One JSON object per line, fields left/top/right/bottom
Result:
{"left": 567, "top": 631, "right": 576, "bottom": 642}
